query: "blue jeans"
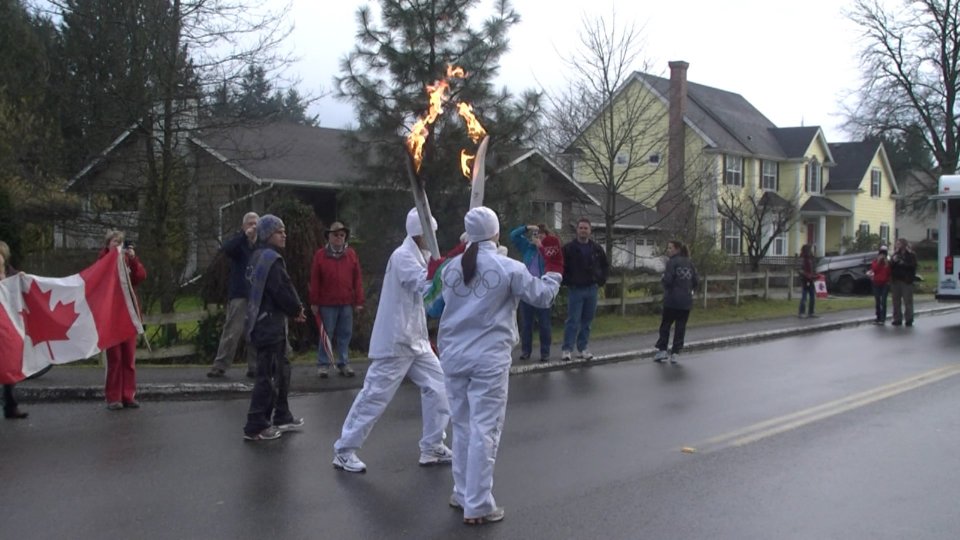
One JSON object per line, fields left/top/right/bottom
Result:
{"left": 317, "top": 305, "right": 352, "bottom": 367}
{"left": 519, "top": 301, "right": 552, "bottom": 358}
{"left": 872, "top": 284, "right": 889, "bottom": 322}
{"left": 799, "top": 281, "right": 815, "bottom": 315}
{"left": 563, "top": 285, "right": 598, "bottom": 352}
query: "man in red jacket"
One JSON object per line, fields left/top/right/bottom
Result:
{"left": 309, "top": 222, "right": 364, "bottom": 377}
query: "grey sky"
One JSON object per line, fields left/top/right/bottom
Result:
{"left": 283, "top": 0, "right": 863, "bottom": 141}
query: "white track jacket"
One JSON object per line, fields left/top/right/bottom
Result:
{"left": 438, "top": 241, "right": 561, "bottom": 374}
{"left": 367, "top": 236, "right": 433, "bottom": 358}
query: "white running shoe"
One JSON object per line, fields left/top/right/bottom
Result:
{"left": 332, "top": 451, "right": 367, "bottom": 473}
{"left": 275, "top": 418, "right": 304, "bottom": 432}
{"left": 578, "top": 349, "right": 594, "bottom": 360}
{"left": 669, "top": 352, "right": 680, "bottom": 364}
{"left": 419, "top": 444, "right": 454, "bottom": 466}
{"left": 653, "top": 350, "right": 668, "bottom": 363}
{"left": 561, "top": 350, "right": 572, "bottom": 361}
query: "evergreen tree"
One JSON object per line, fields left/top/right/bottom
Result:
{"left": 336, "top": 0, "right": 542, "bottom": 263}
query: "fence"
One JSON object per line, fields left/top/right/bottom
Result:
{"left": 134, "top": 305, "right": 220, "bottom": 360}
{"left": 601, "top": 268, "right": 798, "bottom": 315}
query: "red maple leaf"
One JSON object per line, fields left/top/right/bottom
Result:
{"left": 20, "top": 280, "right": 80, "bottom": 360}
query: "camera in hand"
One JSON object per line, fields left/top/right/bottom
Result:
{"left": 123, "top": 241, "right": 135, "bottom": 250}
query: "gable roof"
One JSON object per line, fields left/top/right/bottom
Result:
{"left": 194, "top": 122, "right": 362, "bottom": 188}
{"left": 574, "top": 182, "right": 660, "bottom": 231}
{"left": 826, "top": 141, "right": 883, "bottom": 192}
{"left": 498, "top": 149, "right": 599, "bottom": 205}
{"left": 635, "top": 72, "right": 786, "bottom": 159}
{"left": 770, "top": 127, "right": 821, "bottom": 158}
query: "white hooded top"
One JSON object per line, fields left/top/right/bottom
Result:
{"left": 367, "top": 235, "right": 434, "bottom": 358}
{"left": 438, "top": 241, "right": 561, "bottom": 375}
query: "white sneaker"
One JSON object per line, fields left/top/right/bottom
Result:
{"left": 332, "top": 451, "right": 367, "bottom": 473}
{"left": 669, "top": 353, "right": 680, "bottom": 364}
{"left": 274, "top": 417, "right": 304, "bottom": 432}
{"left": 654, "top": 350, "right": 668, "bottom": 363}
{"left": 419, "top": 444, "right": 453, "bottom": 466}
{"left": 578, "top": 349, "right": 594, "bottom": 360}
{"left": 561, "top": 350, "right": 572, "bottom": 361}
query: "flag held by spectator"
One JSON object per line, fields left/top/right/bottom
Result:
{"left": 0, "top": 248, "right": 143, "bottom": 384}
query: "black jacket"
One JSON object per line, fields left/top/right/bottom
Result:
{"left": 662, "top": 254, "right": 699, "bottom": 310}
{"left": 249, "top": 254, "right": 303, "bottom": 347}
{"left": 223, "top": 231, "right": 255, "bottom": 300}
{"left": 561, "top": 239, "right": 609, "bottom": 287}
{"left": 890, "top": 250, "right": 918, "bottom": 283}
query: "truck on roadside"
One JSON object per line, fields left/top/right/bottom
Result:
{"left": 933, "top": 175, "right": 960, "bottom": 300}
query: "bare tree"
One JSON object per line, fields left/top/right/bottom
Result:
{"left": 715, "top": 187, "right": 798, "bottom": 271}
{"left": 845, "top": 0, "right": 960, "bottom": 190}
{"left": 542, "top": 12, "right": 702, "bottom": 255}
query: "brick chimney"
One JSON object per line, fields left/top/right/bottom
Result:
{"left": 659, "top": 60, "right": 691, "bottom": 229}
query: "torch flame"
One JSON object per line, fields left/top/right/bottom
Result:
{"left": 405, "top": 79, "right": 452, "bottom": 172}
{"left": 457, "top": 102, "right": 487, "bottom": 144}
{"left": 405, "top": 64, "right": 487, "bottom": 178}
{"left": 460, "top": 150, "right": 475, "bottom": 178}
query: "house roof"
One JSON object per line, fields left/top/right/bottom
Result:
{"left": 498, "top": 149, "right": 599, "bottom": 205}
{"left": 770, "top": 127, "right": 821, "bottom": 158}
{"left": 194, "top": 122, "right": 362, "bottom": 188}
{"left": 800, "top": 195, "right": 852, "bottom": 216}
{"left": 574, "top": 182, "right": 660, "bottom": 230}
{"left": 825, "top": 141, "right": 880, "bottom": 191}
{"left": 635, "top": 72, "right": 792, "bottom": 159}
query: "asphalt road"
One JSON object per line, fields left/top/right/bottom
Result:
{"left": 3, "top": 312, "right": 960, "bottom": 539}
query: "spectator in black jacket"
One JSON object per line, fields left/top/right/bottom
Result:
{"left": 208, "top": 212, "right": 259, "bottom": 379}
{"left": 890, "top": 238, "right": 918, "bottom": 326}
{"left": 654, "top": 240, "right": 699, "bottom": 364}
{"left": 560, "top": 218, "right": 609, "bottom": 361}
{"left": 242, "top": 215, "right": 307, "bottom": 441}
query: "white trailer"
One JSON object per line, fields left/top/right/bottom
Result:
{"left": 933, "top": 175, "right": 960, "bottom": 300}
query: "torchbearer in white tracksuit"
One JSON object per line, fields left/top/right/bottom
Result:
{"left": 332, "top": 208, "right": 452, "bottom": 473}
{"left": 438, "top": 207, "right": 563, "bottom": 525}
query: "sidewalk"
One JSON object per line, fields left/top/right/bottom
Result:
{"left": 16, "top": 301, "right": 960, "bottom": 403}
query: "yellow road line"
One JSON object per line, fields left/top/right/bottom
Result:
{"left": 686, "top": 364, "right": 960, "bottom": 453}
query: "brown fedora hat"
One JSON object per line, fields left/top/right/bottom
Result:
{"left": 324, "top": 221, "right": 350, "bottom": 239}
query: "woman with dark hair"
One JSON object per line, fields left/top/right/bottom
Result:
{"left": 868, "top": 245, "right": 891, "bottom": 324}
{"left": 654, "top": 240, "right": 699, "bottom": 364}
{"left": 100, "top": 230, "right": 147, "bottom": 410}
{"left": 438, "top": 206, "right": 562, "bottom": 526}
{"left": 798, "top": 244, "right": 818, "bottom": 318}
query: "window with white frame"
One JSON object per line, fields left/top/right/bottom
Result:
{"left": 761, "top": 160, "right": 778, "bottom": 190}
{"left": 722, "top": 218, "right": 741, "bottom": 255}
{"left": 615, "top": 153, "right": 628, "bottom": 165}
{"left": 766, "top": 222, "right": 788, "bottom": 256}
{"left": 724, "top": 155, "right": 744, "bottom": 186}
{"left": 806, "top": 158, "right": 822, "bottom": 193}
{"left": 553, "top": 202, "right": 563, "bottom": 231}
{"left": 871, "top": 170, "right": 882, "bottom": 197}
{"left": 879, "top": 223, "right": 890, "bottom": 243}
{"left": 859, "top": 221, "right": 870, "bottom": 236}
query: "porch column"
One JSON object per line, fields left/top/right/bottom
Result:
{"left": 818, "top": 215, "right": 827, "bottom": 256}
{"left": 839, "top": 219, "right": 847, "bottom": 255}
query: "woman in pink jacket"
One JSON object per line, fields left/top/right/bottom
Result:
{"left": 99, "top": 230, "right": 146, "bottom": 410}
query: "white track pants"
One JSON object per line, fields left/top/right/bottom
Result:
{"left": 334, "top": 352, "right": 450, "bottom": 454}
{"left": 445, "top": 366, "right": 510, "bottom": 519}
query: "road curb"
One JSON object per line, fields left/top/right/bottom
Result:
{"left": 18, "top": 305, "right": 960, "bottom": 402}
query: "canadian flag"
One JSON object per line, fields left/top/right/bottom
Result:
{"left": 0, "top": 248, "right": 143, "bottom": 384}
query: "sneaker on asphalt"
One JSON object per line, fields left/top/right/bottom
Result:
{"left": 561, "top": 350, "right": 572, "bottom": 362}
{"left": 669, "top": 353, "right": 680, "bottom": 364}
{"left": 337, "top": 364, "right": 356, "bottom": 377}
{"left": 106, "top": 402, "right": 123, "bottom": 411}
{"left": 797, "top": 313, "right": 806, "bottom": 319}
{"left": 464, "top": 506, "right": 505, "bottom": 525}
{"left": 275, "top": 418, "right": 304, "bottom": 432}
{"left": 333, "top": 452, "right": 367, "bottom": 473}
{"left": 518, "top": 353, "right": 531, "bottom": 360}
{"left": 449, "top": 494, "right": 463, "bottom": 509}
{"left": 122, "top": 400, "right": 141, "bottom": 409}
{"left": 419, "top": 444, "right": 454, "bottom": 466}
{"left": 807, "top": 313, "right": 820, "bottom": 318}
{"left": 317, "top": 366, "right": 329, "bottom": 378}
{"left": 653, "top": 350, "right": 668, "bottom": 363}
{"left": 206, "top": 368, "right": 225, "bottom": 378}
{"left": 578, "top": 349, "right": 594, "bottom": 360}
{"left": 539, "top": 356, "right": 550, "bottom": 362}
{"left": 243, "top": 426, "right": 282, "bottom": 441}
{"left": 906, "top": 320, "right": 914, "bottom": 327}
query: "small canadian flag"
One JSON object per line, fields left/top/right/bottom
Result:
{"left": 0, "top": 248, "right": 143, "bottom": 384}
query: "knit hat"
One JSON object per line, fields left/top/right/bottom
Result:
{"left": 464, "top": 206, "right": 499, "bottom": 242}
{"left": 879, "top": 245, "right": 888, "bottom": 253}
{"left": 256, "top": 214, "right": 284, "bottom": 242}
{"left": 406, "top": 208, "right": 438, "bottom": 237}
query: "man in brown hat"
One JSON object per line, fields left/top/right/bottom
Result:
{"left": 309, "top": 222, "right": 364, "bottom": 377}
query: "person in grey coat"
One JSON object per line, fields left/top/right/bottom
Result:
{"left": 654, "top": 240, "right": 699, "bottom": 364}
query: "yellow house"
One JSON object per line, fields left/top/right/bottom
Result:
{"left": 567, "top": 61, "right": 899, "bottom": 258}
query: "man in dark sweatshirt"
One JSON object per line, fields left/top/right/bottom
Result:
{"left": 242, "top": 215, "right": 307, "bottom": 441}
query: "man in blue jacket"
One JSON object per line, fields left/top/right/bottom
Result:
{"left": 509, "top": 223, "right": 554, "bottom": 361}
{"left": 208, "top": 212, "right": 259, "bottom": 378}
